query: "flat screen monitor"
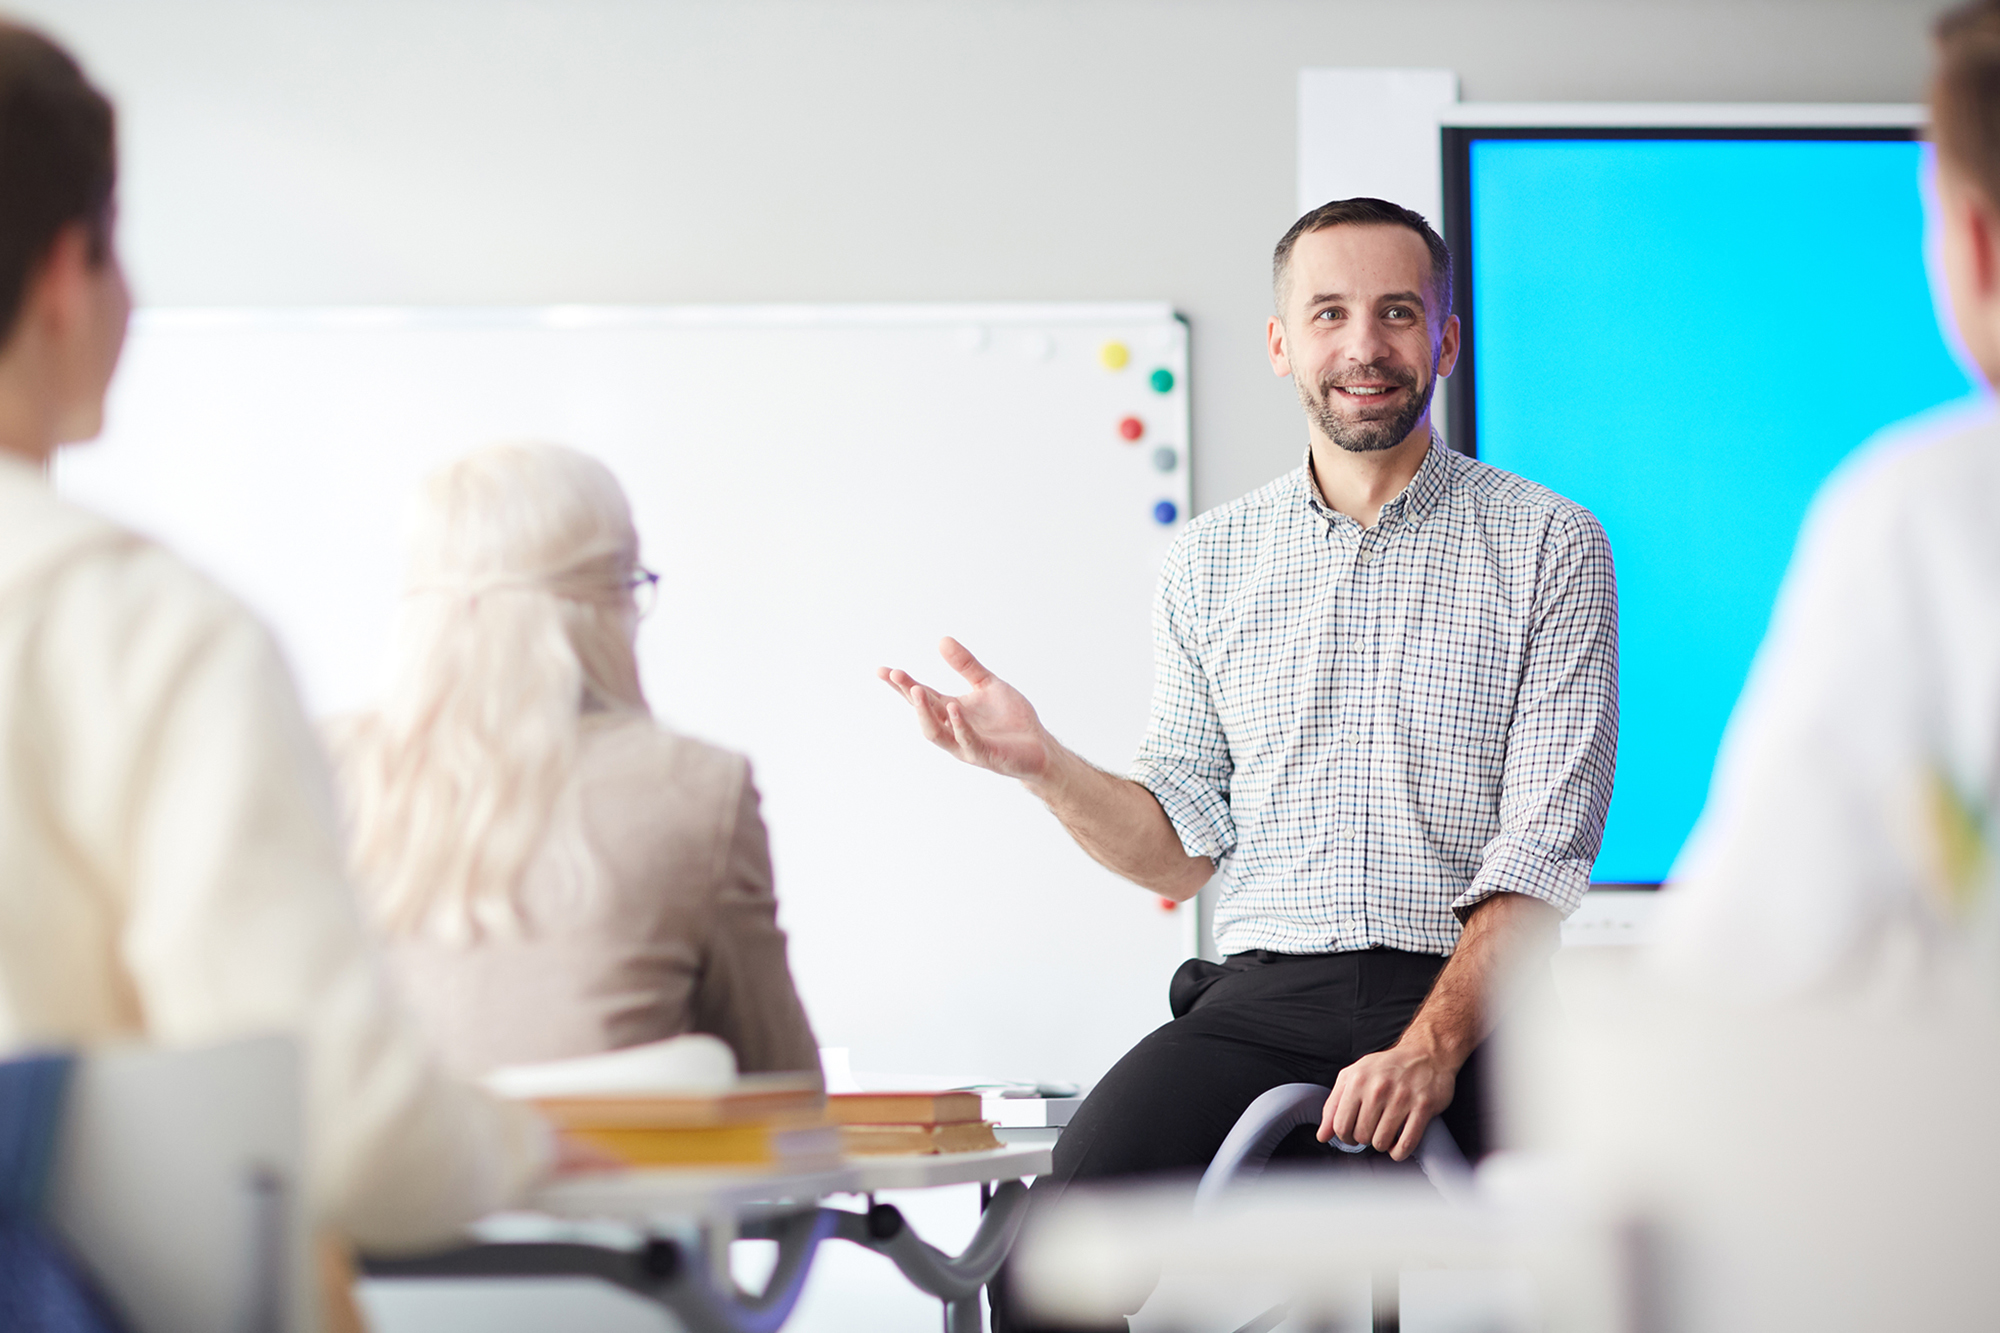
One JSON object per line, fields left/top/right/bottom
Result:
{"left": 1441, "top": 125, "right": 1983, "bottom": 886}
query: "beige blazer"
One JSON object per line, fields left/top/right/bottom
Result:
{"left": 382, "top": 716, "right": 821, "bottom": 1079}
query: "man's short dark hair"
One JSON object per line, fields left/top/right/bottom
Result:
{"left": 1272, "top": 197, "right": 1453, "bottom": 317}
{"left": 0, "top": 22, "right": 115, "bottom": 348}
{"left": 1934, "top": 1, "right": 2000, "bottom": 210}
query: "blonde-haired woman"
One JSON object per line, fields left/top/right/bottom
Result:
{"left": 328, "top": 443, "right": 819, "bottom": 1079}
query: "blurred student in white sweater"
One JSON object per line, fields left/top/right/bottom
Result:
{"left": 1655, "top": 0, "right": 2000, "bottom": 992}
{"left": 0, "top": 21, "right": 550, "bottom": 1250}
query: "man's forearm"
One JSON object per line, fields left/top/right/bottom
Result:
{"left": 1022, "top": 743, "right": 1213, "bottom": 900}
{"left": 1320, "top": 890, "right": 1562, "bottom": 1158}
{"left": 1400, "top": 891, "right": 1562, "bottom": 1065}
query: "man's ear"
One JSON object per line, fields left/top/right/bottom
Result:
{"left": 22, "top": 223, "right": 95, "bottom": 343}
{"left": 1968, "top": 191, "right": 2000, "bottom": 299}
{"left": 1266, "top": 315, "right": 1292, "bottom": 378}
{"left": 1434, "top": 313, "right": 1461, "bottom": 379}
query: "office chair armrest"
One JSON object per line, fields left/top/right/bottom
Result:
{"left": 1195, "top": 1083, "right": 1477, "bottom": 1209}
{"left": 1195, "top": 1083, "right": 1348, "bottom": 1208}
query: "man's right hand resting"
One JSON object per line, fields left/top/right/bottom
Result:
{"left": 878, "top": 637, "right": 1213, "bottom": 901}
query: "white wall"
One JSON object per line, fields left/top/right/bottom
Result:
{"left": 14, "top": 0, "right": 1952, "bottom": 514}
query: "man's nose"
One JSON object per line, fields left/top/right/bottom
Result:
{"left": 1342, "top": 313, "right": 1395, "bottom": 367}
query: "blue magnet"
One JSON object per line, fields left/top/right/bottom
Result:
{"left": 1151, "top": 445, "right": 1178, "bottom": 473}
{"left": 1153, "top": 499, "right": 1179, "bottom": 525}
{"left": 1149, "top": 367, "right": 1175, "bottom": 393}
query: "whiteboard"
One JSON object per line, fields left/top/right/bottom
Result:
{"left": 58, "top": 303, "right": 1194, "bottom": 1086}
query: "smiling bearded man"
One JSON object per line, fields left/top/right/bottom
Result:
{"left": 880, "top": 196, "right": 1620, "bottom": 1333}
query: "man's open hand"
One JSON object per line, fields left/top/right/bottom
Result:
{"left": 1317, "top": 1038, "right": 1457, "bottom": 1162}
{"left": 878, "top": 638, "right": 1054, "bottom": 781}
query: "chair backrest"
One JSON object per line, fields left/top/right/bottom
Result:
{"left": 47, "top": 1036, "right": 308, "bottom": 1333}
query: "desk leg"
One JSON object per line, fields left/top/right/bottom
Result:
{"left": 819, "top": 1179, "right": 1030, "bottom": 1333}
{"left": 1371, "top": 1268, "right": 1400, "bottom": 1333}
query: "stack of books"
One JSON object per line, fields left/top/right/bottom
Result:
{"left": 530, "top": 1074, "right": 837, "bottom": 1169}
{"left": 827, "top": 1091, "right": 1002, "bottom": 1156}
{"left": 487, "top": 1036, "right": 837, "bottom": 1171}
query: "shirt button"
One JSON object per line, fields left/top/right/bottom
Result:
{"left": 1347, "top": 917, "right": 1365, "bottom": 932}
{"left": 1357, "top": 548, "right": 1376, "bottom": 565}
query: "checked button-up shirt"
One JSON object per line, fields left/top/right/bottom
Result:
{"left": 1130, "top": 438, "right": 1619, "bottom": 957}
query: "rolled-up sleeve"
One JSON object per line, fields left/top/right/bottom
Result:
{"left": 1128, "top": 540, "right": 1236, "bottom": 860}
{"left": 1453, "top": 507, "right": 1619, "bottom": 921}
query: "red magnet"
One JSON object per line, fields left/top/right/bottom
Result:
{"left": 1118, "top": 416, "right": 1144, "bottom": 442}
{"left": 1158, "top": 896, "right": 1179, "bottom": 912}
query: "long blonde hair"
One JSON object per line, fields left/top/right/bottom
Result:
{"left": 334, "top": 443, "right": 650, "bottom": 942}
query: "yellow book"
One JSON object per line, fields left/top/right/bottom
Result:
{"left": 840, "top": 1121, "right": 1002, "bottom": 1156}
{"left": 568, "top": 1121, "right": 841, "bottom": 1169}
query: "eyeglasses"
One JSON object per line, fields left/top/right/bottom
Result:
{"left": 627, "top": 567, "right": 661, "bottom": 619}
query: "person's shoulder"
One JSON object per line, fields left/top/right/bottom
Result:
{"left": 0, "top": 457, "right": 137, "bottom": 584}
{"left": 1441, "top": 447, "right": 1597, "bottom": 527}
{"left": 580, "top": 716, "right": 751, "bottom": 793}
{"left": 1762, "top": 400, "right": 2000, "bottom": 586}
{"left": 10, "top": 476, "right": 274, "bottom": 659}
{"left": 1437, "top": 448, "right": 1608, "bottom": 560}
{"left": 1826, "top": 399, "right": 1999, "bottom": 517}
{"left": 1164, "top": 465, "right": 1306, "bottom": 564}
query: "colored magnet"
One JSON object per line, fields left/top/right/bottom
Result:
{"left": 1118, "top": 416, "right": 1144, "bottom": 442}
{"left": 1153, "top": 499, "right": 1179, "bottom": 525}
{"left": 1157, "top": 896, "right": 1178, "bottom": 912}
{"left": 1100, "top": 340, "right": 1131, "bottom": 370}
{"left": 1149, "top": 367, "right": 1175, "bottom": 393}
{"left": 1151, "top": 445, "right": 1178, "bottom": 473}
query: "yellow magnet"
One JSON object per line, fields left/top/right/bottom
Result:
{"left": 1099, "top": 340, "right": 1130, "bottom": 370}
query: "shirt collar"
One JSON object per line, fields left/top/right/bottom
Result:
{"left": 0, "top": 448, "right": 48, "bottom": 495}
{"left": 1298, "top": 428, "right": 1451, "bottom": 527}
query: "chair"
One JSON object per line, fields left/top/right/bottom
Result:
{"left": 45, "top": 1036, "right": 307, "bottom": 1333}
{"left": 1194, "top": 1083, "right": 1474, "bottom": 1333}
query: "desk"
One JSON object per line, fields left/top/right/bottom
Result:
{"left": 365, "top": 1146, "right": 1053, "bottom": 1333}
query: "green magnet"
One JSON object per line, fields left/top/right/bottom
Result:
{"left": 1149, "top": 368, "right": 1175, "bottom": 393}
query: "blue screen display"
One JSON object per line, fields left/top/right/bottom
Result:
{"left": 1467, "top": 136, "right": 1981, "bottom": 883}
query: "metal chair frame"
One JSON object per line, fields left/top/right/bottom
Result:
{"left": 1194, "top": 1083, "right": 1473, "bottom": 1333}
{"left": 363, "top": 1178, "right": 1031, "bottom": 1333}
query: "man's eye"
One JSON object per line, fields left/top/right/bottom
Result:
{"left": 1386, "top": 306, "right": 1412, "bottom": 319}
{"left": 1316, "top": 308, "right": 1343, "bottom": 321}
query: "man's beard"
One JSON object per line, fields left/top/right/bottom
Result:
{"left": 1298, "top": 359, "right": 1438, "bottom": 454}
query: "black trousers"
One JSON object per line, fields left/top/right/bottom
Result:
{"left": 989, "top": 948, "right": 1489, "bottom": 1333}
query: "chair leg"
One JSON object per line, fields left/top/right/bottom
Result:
{"left": 1370, "top": 1268, "right": 1399, "bottom": 1333}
